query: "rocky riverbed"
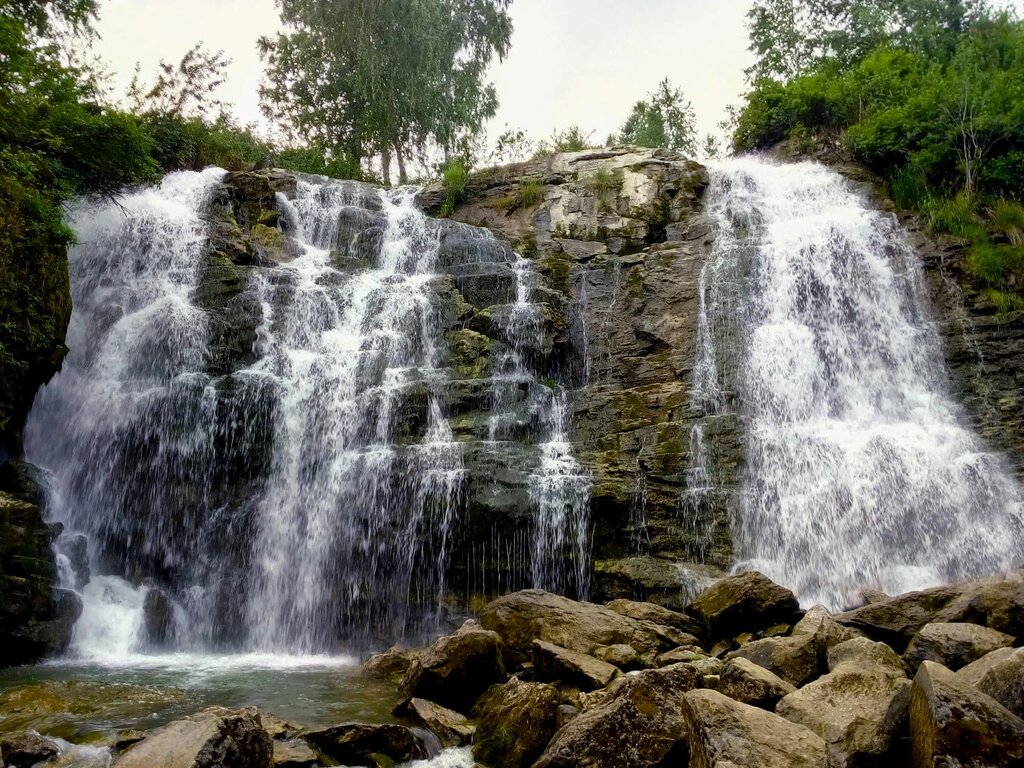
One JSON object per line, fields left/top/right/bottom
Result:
{"left": 3, "top": 568, "right": 1021, "bottom": 767}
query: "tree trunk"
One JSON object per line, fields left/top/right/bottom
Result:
{"left": 381, "top": 146, "right": 392, "bottom": 188}
{"left": 394, "top": 141, "right": 408, "bottom": 185}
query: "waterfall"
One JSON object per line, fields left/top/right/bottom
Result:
{"left": 695, "top": 157, "right": 1024, "bottom": 608}
{"left": 25, "top": 171, "right": 465, "bottom": 655}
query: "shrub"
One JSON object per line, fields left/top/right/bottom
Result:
{"left": 968, "top": 241, "right": 1024, "bottom": 288}
{"left": 889, "top": 166, "right": 928, "bottom": 211}
{"left": 924, "top": 194, "right": 979, "bottom": 238}
{"left": 518, "top": 178, "right": 544, "bottom": 207}
{"left": 991, "top": 199, "right": 1024, "bottom": 245}
{"left": 586, "top": 168, "right": 623, "bottom": 195}
{"left": 439, "top": 158, "right": 470, "bottom": 217}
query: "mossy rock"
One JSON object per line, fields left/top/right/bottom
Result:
{"left": 447, "top": 329, "right": 492, "bottom": 380}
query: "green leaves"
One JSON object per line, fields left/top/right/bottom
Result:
{"left": 615, "top": 79, "right": 697, "bottom": 155}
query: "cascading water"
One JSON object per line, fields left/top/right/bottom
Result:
{"left": 695, "top": 157, "right": 1024, "bottom": 608}
{"left": 25, "top": 170, "right": 465, "bottom": 656}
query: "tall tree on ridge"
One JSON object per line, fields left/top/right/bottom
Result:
{"left": 616, "top": 79, "right": 698, "bottom": 156}
{"left": 258, "top": 0, "right": 513, "bottom": 184}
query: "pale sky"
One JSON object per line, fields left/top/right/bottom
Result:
{"left": 91, "top": 0, "right": 755, "bottom": 151}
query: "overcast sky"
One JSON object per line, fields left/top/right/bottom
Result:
{"left": 92, "top": 0, "right": 754, "bottom": 149}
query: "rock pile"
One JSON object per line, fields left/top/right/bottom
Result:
{"left": 5, "top": 569, "right": 1021, "bottom": 767}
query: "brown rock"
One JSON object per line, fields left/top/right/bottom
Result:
{"left": 113, "top": 707, "right": 272, "bottom": 768}
{"left": 399, "top": 619, "right": 504, "bottom": 713}
{"left": 533, "top": 664, "right": 701, "bottom": 768}
{"left": 362, "top": 645, "right": 422, "bottom": 683}
{"left": 827, "top": 637, "right": 906, "bottom": 676}
{"left": 909, "top": 660, "right": 1024, "bottom": 768}
{"left": 1, "top": 732, "right": 60, "bottom": 768}
{"left": 303, "top": 723, "right": 427, "bottom": 766}
{"left": 472, "top": 678, "right": 561, "bottom": 768}
{"left": 683, "top": 688, "right": 830, "bottom": 767}
{"left": 687, "top": 571, "right": 800, "bottom": 640}
{"left": 592, "top": 643, "right": 643, "bottom": 670}
{"left": 972, "top": 647, "right": 1024, "bottom": 719}
{"left": 716, "top": 657, "right": 795, "bottom": 709}
{"left": 532, "top": 639, "right": 620, "bottom": 691}
{"left": 726, "top": 633, "right": 822, "bottom": 687}
{"left": 903, "top": 621, "right": 1015, "bottom": 672}
{"left": 273, "top": 740, "right": 319, "bottom": 768}
{"left": 792, "top": 605, "right": 862, "bottom": 649}
{"left": 605, "top": 599, "right": 705, "bottom": 638}
{"left": 394, "top": 697, "right": 474, "bottom": 747}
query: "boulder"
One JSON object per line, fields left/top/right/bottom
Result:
{"left": 479, "top": 590, "right": 674, "bottom": 661}
{"left": 687, "top": 571, "right": 800, "bottom": 640}
{"left": 827, "top": 637, "right": 906, "bottom": 676}
{"left": 472, "top": 678, "right": 561, "bottom": 768}
{"left": 605, "top": 599, "right": 705, "bottom": 638}
{"left": 716, "top": 657, "right": 795, "bottom": 709}
{"left": 532, "top": 640, "right": 620, "bottom": 691}
{"left": 142, "top": 588, "right": 176, "bottom": 649}
{"left": 725, "top": 633, "right": 822, "bottom": 687}
{"left": 682, "top": 689, "right": 830, "bottom": 768}
{"left": 792, "top": 605, "right": 861, "bottom": 649}
{"left": 303, "top": 723, "right": 427, "bottom": 766}
{"left": 362, "top": 646, "right": 422, "bottom": 683}
{"left": 273, "top": 740, "right": 319, "bottom": 768}
{"left": 592, "top": 643, "right": 643, "bottom": 670}
{"left": 968, "top": 647, "right": 1024, "bottom": 719}
{"left": 399, "top": 620, "right": 504, "bottom": 713}
{"left": 956, "top": 646, "right": 1018, "bottom": 687}
{"left": 113, "top": 707, "right": 272, "bottom": 768}
{"left": 909, "top": 660, "right": 1024, "bottom": 768}
{"left": 533, "top": 663, "right": 701, "bottom": 768}
{"left": 903, "top": 621, "right": 1015, "bottom": 672}
{"left": 1, "top": 732, "right": 60, "bottom": 768}
{"left": 261, "top": 712, "right": 301, "bottom": 741}
{"left": 394, "top": 697, "right": 474, "bottom": 747}
{"left": 836, "top": 574, "right": 1024, "bottom": 650}
{"left": 776, "top": 660, "right": 911, "bottom": 766}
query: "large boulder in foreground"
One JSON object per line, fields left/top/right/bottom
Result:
{"left": 776, "top": 656, "right": 910, "bottom": 766}
{"left": 113, "top": 707, "right": 272, "bottom": 768}
{"left": 682, "top": 689, "right": 830, "bottom": 768}
{"left": 479, "top": 590, "right": 673, "bottom": 661}
{"left": 687, "top": 571, "right": 800, "bottom": 640}
{"left": 399, "top": 619, "right": 504, "bottom": 713}
{"left": 303, "top": 723, "right": 427, "bottom": 766}
{"left": 533, "top": 663, "right": 701, "bottom": 768}
{"left": 902, "top": 621, "right": 1015, "bottom": 672}
{"left": 959, "top": 647, "right": 1024, "bottom": 719}
{"left": 1, "top": 732, "right": 60, "bottom": 768}
{"left": 909, "top": 660, "right": 1024, "bottom": 768}
{"left": 716, "top": 657, "right": 795, "bottom": 709}
{"left": 472, "top": 678, "right": 561, "bottom": 768}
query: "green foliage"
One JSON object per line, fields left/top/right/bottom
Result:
{"left": 889, "top": 166, "right": 928, "bottom": 210}
{"left": 991, "top": 199, "right": 1024, "bottom": 245}
{"left": 924, "top": 194, "right": 979, "bottom": 238}
{"left": 537, "top": 126, "right": 594, "bottom": 155}
{"left": 492, "top": 127, "right": 534, "bottom": 165}
{"left": 439, "top": 159, "right": 470, "bottom": 217}
{"left": 987, "top": 289, "right": 1024, "bottom": 313}
{"left": 518, "top": 178, "right": 544, "bottom": 207}
{"left": 586, "top": 168, "right": 623, "bottom": 195}
{"left": 259, "top": 0, "right": 512, "bottom": 182}
{"left": 615, "top": 78, "right": 698, "bottom": 155}
{"left": 969, "top": 241, "right": 1024, "bottom": 289}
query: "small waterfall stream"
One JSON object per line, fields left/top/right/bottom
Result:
{"left": 695, "top": 157, "right": 1024, "bottom": 608}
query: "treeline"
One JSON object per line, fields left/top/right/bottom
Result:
{"left": 735, "top": 0, "right": 1024, "bottom": 309}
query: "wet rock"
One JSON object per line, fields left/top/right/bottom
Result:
{"left": 683, "top": 689, "right": 830, "bottom": 768}
{"left": 827, "top": 637, "right": 906, "bottom": 676}
{"left": 142, "top": 588, "right": 176, "bottom": 649}
{"left": 688, "top": 571, "right": 800, "bottom": 641}
{"left": 394, "top": 697, "right": 474, "bottom": 747}
{"left": 261, "top": 712, "right": 302, "bottom": 740}
{"left": 909, "top": 660, "right": 1024, "bottom": 768}
{"left": 362, "top": 646, "right": 423, "bottom": 683}
{"left": 604, "top": 598, "right": 704, "bottom": 637}
{"left": 903, "top": 621, "right": 1015, "bottom": 672}
{"left": 1, "top": 732, "right": 60, "bottom": 768}
{"left": 792, "top": 605, "right": 861, "bottom": 649}
{"left": 532, "top": 639, "right": 620, "bottom": 691}
{"left": 965, "top": 647, "right": 1024, "bottom": 718}
{"left": 114, "top": 730, "right": 147, "bottom": 751}
{"left": 113, "top": 706, "right": 272, "bottom": 768}
{"left": 836, "top": 574, "right": 1024, "bottom": 650}
{"left": 473, "top": 678, "right": 561, "bottom": 768}
{"left": 273, "top": 740, "right": 319, "bottom": 768}
{"left": 303, "top": 723, "right": 427, "bottom": 766}
{"left": 725, "top": 633, "right": 822, "bottom": 687}
{"left": 716, "top": 657, "right": 795, "bottom": 709}
{"left": 777, "top": 658, "right": 910, "bottom": 766}
{"left": 399, "top": 619, "right": 505, "bottom": 713}
{"left": 533, "top": 663, "right": 701, "bottom": 768}
{"left": 479, "top": 589, "right": 675, "bottom": 663}
{"left": 592, "top": 643, "right": 643, "bottom": 670}
{"left": 60, "top": 532, "right": 90, "bottom": 590}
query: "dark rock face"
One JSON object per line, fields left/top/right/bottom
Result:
{"left": 0, "top": 466, "right": 80, "bottom": 664}
{"left": 303, "top": 723, "right": 427, "bottom": 766}
{"left": 0, "top": 732, "right": 60, "bottom": 768}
